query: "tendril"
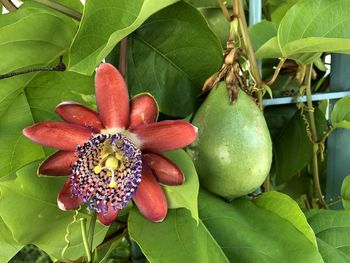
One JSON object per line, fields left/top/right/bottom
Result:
{"left": 61, "top": 206, "right": 81, "bottom": 262}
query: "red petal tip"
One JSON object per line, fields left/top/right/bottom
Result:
{"left": 55, "top": 101, "right": 103, "bottom": 131}
{"left": 57, "top": 180, "right": 83, "bottom": 211}
{"left": 143, "top": 153, "right": 185, "bottom": 186}
{"left": 133, "top": 167, "right": 167, "bottom": 222}
{"left": 38, "top": 151, "right": 76, "bottom": 176}
{"left": 95, "top": 63, "right": 129, "bottom": 129}
{"left": 129, "top": 94, "right": 158, "bottom": 129}
{"left": 133, "top": 121, "right": 198, "bottom": 152}
{"left": 23, "top": 122, "right": 92, "bottom": 151}
{"left": 98, "top": 208, "right": 120, "bottom": 225}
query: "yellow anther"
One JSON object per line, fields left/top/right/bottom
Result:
{"left": 109, "top": 180, "right": 117, "bottom": 188}
{"left": 94, "top": 165, "right": 102, "bottom": 174}
{"left": 116, "top": 139, "right": 123, "bottom": 148}
{"left": 105, "top": 156, "right": 119, "bottom": 171}
{"left": 115, "top": 151, "right": 123, "bottom": 160}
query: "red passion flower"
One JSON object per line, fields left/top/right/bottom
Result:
{"left": 23, "top": 63, "right": 198, "bottom": 225}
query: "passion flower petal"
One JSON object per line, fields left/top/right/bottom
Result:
{"left": 143, "top": 153, "right": 184, "bottom": 186}
{"left": 129, "top": 94, "right": 158, "bottom": 129}
{"left": 132, "top": 121, "right": 198, "bottom": 152}
{"left": 95, "top": 63, "right": 129, "bottom": 129}
{"left": 98, "top": 208, "right": 120, "bottom": 225}
{"left": 55, "top": 101, "right": 103, "bottom": 131}
{"left": 57, "top": 179, "right": 84, "bottom": 211}
{"left": 39, "top": 151, "right": 76, "bottom": 176}
{"left": 23, "top": 122, "right": 93, "bottom": 151}
{"left": 133, "top": 166, "right": 167, "bottom": 222}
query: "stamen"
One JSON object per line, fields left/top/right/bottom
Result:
{"left": 71, "top": 133, "right": 142, "bottom": 212}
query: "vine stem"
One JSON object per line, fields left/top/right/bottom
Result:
{"left": 233, "top": 0, "right": 263, "bottom": 109}
{"left": 87, "top": 211, "right": 97, "bottom": 255}
{"left": 31, "top": 0, "right": 82, "bottom": 21}
{"left": 80, "top": 218, "right": 92, "bottom": 263}
{"left": 304, "top": 64, "right": 328, "bottom": 208}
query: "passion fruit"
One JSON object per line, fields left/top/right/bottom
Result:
{"left": 187, "top": 83, "right": 272, "bottom": 199}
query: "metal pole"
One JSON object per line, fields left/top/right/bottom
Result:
{"left": 327, "top": 54, "right": 350, "bottom": 208}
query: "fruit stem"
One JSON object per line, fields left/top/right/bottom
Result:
{"left": 233, "top": 0, "right": 263, "bottom": 110}
{"left": 304, "top": 64, "right": 328, "bottom": 209}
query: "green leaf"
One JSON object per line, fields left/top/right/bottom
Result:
{"left": 0, "top": 2, "right": 77, "bottom": 117}
{"left": 0, "top": 217, "right": 23, "bottom": 263}
{"left": 249, "top": 20, "right": 278, "bottom": 52}
{"left": 68, "top": 0, "right": 179, "bottom": 75}
{"left": 0, "top": 162, "right": 109, "bottom": 261}
{"left": 0, "top": 93, "right": 45, "bottom": 179}
{"left": 307, "top": 209, "right": 350, "bottom": 263}
{"left": 128, "top": 207, "right": 229, "bottom": 263}
{"left": 255, "top": 36, "right": 282, "bottom": 59}
{"left": 331, "top": 96, "right": 350, "bottom": 129}
{"left": 199, "top": 190, "right": 324, "bottom": 263}
{"left": 274, "top": 109, "right": 327, "bottom": 185}
{"left": 278, "top": 0, "right": 350, "bottom": 63}
{"left": 270, "top": 0, "right": 299, "bottom": 24}
{"left": 253, "top": 191, "right": 317, "bottom": 247}
{"left": 199, "top": 8, "right": 229, "bottom": 47}
{"left": 162, "top": 150, "right": 199, "bottom": 222}
{"left": 128, "top": 1, "right": 222, "bottom": 116}
{"left": 341, "top": 175, "right": 350, "bottom": 210}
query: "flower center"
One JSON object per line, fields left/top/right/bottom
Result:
{"left": 71, "top": 133, "right": 142, "bottom": 213}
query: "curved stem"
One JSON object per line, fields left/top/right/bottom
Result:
{"left": 304, "top": 64, "right": 328, "bottom": 208}
{"left": 0, "top": 0, "right": 17, "bottom": 11}
{"left": 80, "top": 218, "right": 92, "bottom": 263}
{"left": 264, "top": 58, "right": 286, "bottom": 86}
{"left": 31, "top": 0, "right": 82, "bottom": 21}
{"left": 217, "top": 0, "right": 232, "bottom": 22}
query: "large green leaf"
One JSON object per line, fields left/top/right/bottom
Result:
{"left": 278, "top": 0, "right": 350, "bottom": 63}
{"left": 307, "top": 209, "right": 350, "bottom": 263}
{"left": 0, "top": 162, "right": 108, "bottom": 261}
{"left": 128, "top": 207, "right": 229, "bottom": 263}
{"left": 341, "top": 175, "right": 350, "bottom": 210}
{"left": 0, "top": 2, "right": 77, "bottom": 117}
{"left": 128, "top": 1, "right": 222, "bottom": 116}
{"left": 274, "top": 109, "right": 327, "bottom": 185}
{"left": 199, "top": 190, "right": 323, "bottom": 263}
{"left": 331, "top": 96, "right": 350, "bottom": 129}
{"left": 68, "top": 0, "right": 178, "bottom": 75}
{"left": 254, "top": 191, "right": 317, "bottom": 247}
{"left": 162, "top": 150, "right": 199, "bottom": 222}
{"left": 257, "top": 0, "right": 350, "bottom": 62}
{"left": 0, "top": 217, "right": 22, "bottom": 263}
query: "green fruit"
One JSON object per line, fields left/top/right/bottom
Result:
{"left": 187, "top": 83, "right": 272, "bottom": 199}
